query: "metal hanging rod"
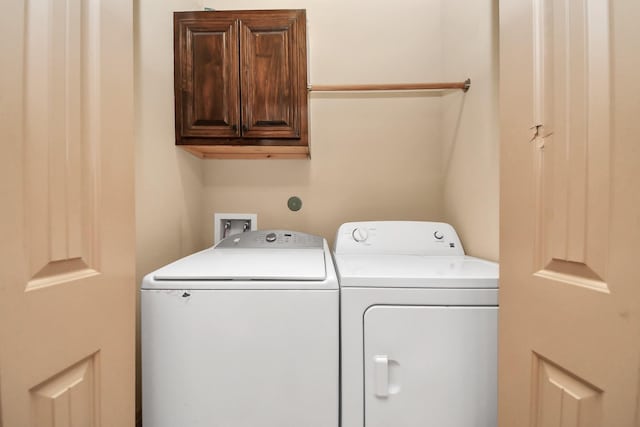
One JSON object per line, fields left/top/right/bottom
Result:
{"left": 308, "top": 78, "right": 470, "bottom": 93}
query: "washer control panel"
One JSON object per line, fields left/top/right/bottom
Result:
{"left": 334, "top": 221, "right": 464, "bottom": 255}
{"left": 217, "top": 230, "right": 323, "bottom": 249}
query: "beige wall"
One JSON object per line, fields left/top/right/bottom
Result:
{"left": 134, "top": 0, "right": 207, "bottom": 420}
{"left": 134, "top": 0, "right": 499, "bottom": 261}
{"left": 201, "top": 95, "right": 445, "bottom": 246}
{"left": 441, "top": 0, "right": 500, "bottom": 261}
{"left": 201, "top": 0, "right": 447, "bottom": 247}
{"left": 135, "top": 1, "right": 207, "bottom": 281}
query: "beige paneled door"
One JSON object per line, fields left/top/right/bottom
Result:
{"left": 500, "top": 0, "right": 640, "bottom": 425}
{"left": 0, "top": 0, "right": 135, "bottom": 426}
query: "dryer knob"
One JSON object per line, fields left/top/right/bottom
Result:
{"left": 434, "top": 230, "right": 444, "bottom": 240}
{"left": 352, "top": 227, "right": 369, "bottom": 243}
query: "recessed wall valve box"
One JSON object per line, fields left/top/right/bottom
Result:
{"left": 214, "top": 213, "right": 258, "bottom": 244}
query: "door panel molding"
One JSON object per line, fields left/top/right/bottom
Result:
{"left": 30, "top": 353, "right": 99, "bottom": 427}
{"left": 177, "top": 18, "right": 240, "bottom": 137}
{"left": 27, "top": 259, "right": 98, "bottom": 292}
{"left": 534, "top": 260, "right": 607, "bottom": 293}
{"left": 532, "top": 0, "right": 611, "bottom": 290}
{"left": 531, "top": 353, "right": 602, "bottom": 427}
{"left": 23, "top": 0, "right": 101, "bottom": 291}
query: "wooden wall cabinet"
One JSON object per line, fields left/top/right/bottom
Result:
{"left": 173, "top": 10, "right": 309, "bottom": 159}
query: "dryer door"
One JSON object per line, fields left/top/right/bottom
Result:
{"left": 364, "top": 305, "right": 497, "bottom": 427}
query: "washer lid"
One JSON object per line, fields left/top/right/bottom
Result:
{"left": 334, "top": 255, "right": 498, "bottom": 288}
{"left": 153, "top": 247, "right": 327, "bottom": 281}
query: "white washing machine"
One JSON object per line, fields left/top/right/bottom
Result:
{"left": 334, "top": 221, "right": 498, "bottom": 427}
{"left": 141, "top": 230, "right": 339, "bottom": 427}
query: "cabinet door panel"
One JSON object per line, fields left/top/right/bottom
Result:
{"left": 240, "top": 11, "right": 307, "bottom": 140}
{"left": 174, "top": 15, "right": 240, "bottom": 140}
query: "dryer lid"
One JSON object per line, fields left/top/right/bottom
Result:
{"left": 153, "top": 247, "right": 327, "bottom": 281}
{"left": 334, "top": 255, "right": 498, "bottom": 288}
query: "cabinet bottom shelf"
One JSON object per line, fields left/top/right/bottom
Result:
{"left": 179, "top": 145, "right": 309, "bottom": 159}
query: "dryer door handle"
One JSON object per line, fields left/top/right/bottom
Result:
{"left": 373, "top": 355, "right": 389, "bottom": 397}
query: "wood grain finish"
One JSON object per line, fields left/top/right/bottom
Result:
{"left": 240, "top": 11, "right": 305, "bottom": 139}
{"left": 175, "top": 15, "right": 239, "bottom": 138}
{"left": 309, "top": 81, "right": 470, "bottom": 92}
{"left": 180, "top": 145, "right": 308, "bottom": 159}
{"left": 174, "top": 10, "right": 308, "bottom": 158}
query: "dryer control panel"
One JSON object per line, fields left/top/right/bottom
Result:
{"left": 217, "top": 229, "right": 324, "bottom": 249}
{"left": 334, "top": 221, "right": 464, "bottom": 255}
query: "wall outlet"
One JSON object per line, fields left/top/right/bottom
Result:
{"left": 214, "top": 213, "right": 258, "bottom": 244}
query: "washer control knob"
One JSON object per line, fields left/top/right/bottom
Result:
{"left": 352, "top": 227, "right": 369, "bottom": 243}
{"left": 265, "top": 232, "right": 277, "bottom": 243}
{"left": 433, "top": 231, "right": 444, "bottom": 240}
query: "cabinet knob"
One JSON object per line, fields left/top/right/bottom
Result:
{"left": 231, "top": 124, "right": 238, "bottom": 132}
{"left": 242, "top": 124, "right": 248, "bottom": 133}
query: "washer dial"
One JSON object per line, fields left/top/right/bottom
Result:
{"left": 265, "top": 232, "right": 277, "bottom": 243}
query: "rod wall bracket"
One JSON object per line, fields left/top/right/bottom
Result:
{"left": 463, "top": 78, "right": 471, "bottom": 92}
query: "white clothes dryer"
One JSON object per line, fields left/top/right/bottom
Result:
{"left": 334, "top": 221, "right": 498, "bottom": 427}
{"left": 141, "top": 230, "right": 339, "bottom": 427}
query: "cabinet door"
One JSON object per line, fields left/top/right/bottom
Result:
{"left": 364, "top": 305, "right": 497, "bottom": 427}
{"left": 239, "top": 11, "right": 307, "bottom": 140}
{"left": 174, "top": 14, "right": 240, "bottom": 140}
